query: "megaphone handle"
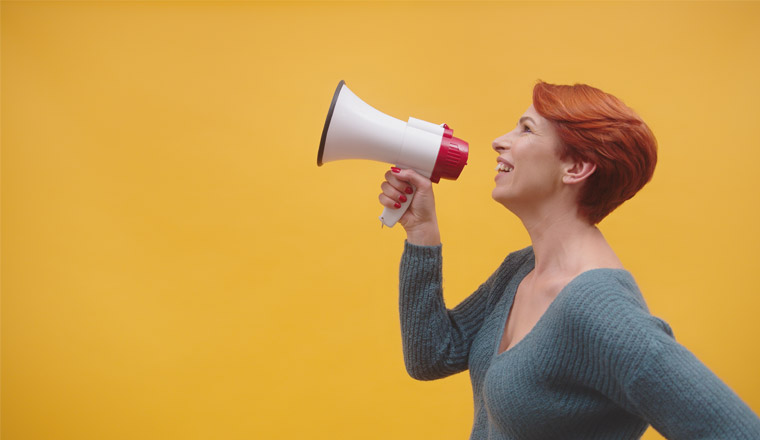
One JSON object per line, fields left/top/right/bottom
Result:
{"left": 379, "top": 184, "right": 415, "bottom": 228}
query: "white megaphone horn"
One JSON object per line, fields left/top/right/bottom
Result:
{"left": 318, "top": 80, "right": 469, "bottom": 227}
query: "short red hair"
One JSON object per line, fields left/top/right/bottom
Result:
{"left": 532, "top": 82, "right": 658, "bottom": 224}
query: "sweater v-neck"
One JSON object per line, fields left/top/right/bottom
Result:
{"left": 494, "top": 256, "right": 633, "bottom": 358}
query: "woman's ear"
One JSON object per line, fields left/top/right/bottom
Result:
{"left": 562, "top": 160, "right": 596, "bottom": 185}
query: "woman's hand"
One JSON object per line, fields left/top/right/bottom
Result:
{"left": 379, "top": 167, "right": 441, "bottom": 246}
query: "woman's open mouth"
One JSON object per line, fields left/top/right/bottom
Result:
{"left": 496, "top": 162, "right": 514, "bottom": 173}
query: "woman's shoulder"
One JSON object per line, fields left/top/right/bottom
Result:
{"left": 500, "top": 246, "right": 535, "bottom": 273}
{"left": 486, "top": 246, "right": 535, "bottom": 288}
{"left": 565, "top": 268, "right": 646, "bottom": 308}
{"left": 465, "top": 246, "right": 535, "bottom": 308}
{"left": 555, "top": 269, "right": 674, "bottom": 338}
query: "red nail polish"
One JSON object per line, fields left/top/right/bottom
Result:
{"left": 394, "top": 202, "right": 401, "bottom": 209}
{"left": 399, "top": 195, "right": 407, "bottom": 203}
{"left": 405, "top": 187, "right": 414, "bottom": 194}
{"left": 391, "top": 167, "right": 401, "bottom": 173}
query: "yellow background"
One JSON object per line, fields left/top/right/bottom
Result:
{"left": 2, "top": 1, "right": 759, "bottom": 439}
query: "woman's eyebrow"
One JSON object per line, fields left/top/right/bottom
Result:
{"left": 519, "top": 116, "right": 536, "bottom": 126}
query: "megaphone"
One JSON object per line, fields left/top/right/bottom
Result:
{"left": 318, "top": 80, "right": 469, "bottom": 227}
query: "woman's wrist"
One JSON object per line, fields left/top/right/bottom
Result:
{"left": 405, "top": 223, "right": 441, "bottom": 246}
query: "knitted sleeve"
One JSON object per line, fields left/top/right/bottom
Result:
{"left": 398, "top": 242, "right": 531, "bottom": 381}
{"left": 626, "top": 332, "right": 760, "bottom": 439}
{"left": 567, "top": 273, "right": 760, "bottom": 439}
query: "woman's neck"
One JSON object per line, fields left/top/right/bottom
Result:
{"left": 522, "top": 210, "right": 623, "bottom": 278}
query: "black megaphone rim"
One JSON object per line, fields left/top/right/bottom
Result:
{"left": 317, "top": 80, "right": 346, "bottom": 166}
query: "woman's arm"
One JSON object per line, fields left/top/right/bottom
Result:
{"left": 567, "top": 276, "right": 760, "bottom": 439}
{"left": 381, "top": 167, "right": 490, "bottom": 379}
{"left": 625, "top": 334, "right": 760, "bottom": 439}
{"left": 398, "top": 243, "right": 532, "bottom": 381}
{"left": 399, "top": 243, "right": 486, "bottom": 380}
{"left": 381, "top": 168, "right": 531, "bottom": 380}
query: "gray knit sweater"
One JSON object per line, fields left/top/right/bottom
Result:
{"left": 399, "top": 242, "right": 760, "bottom": 439}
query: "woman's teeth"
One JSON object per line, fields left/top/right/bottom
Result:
{"left": 496, "top": 163, "right": 514, "bottom": 173}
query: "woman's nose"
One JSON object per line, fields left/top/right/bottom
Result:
{"left": 492, "top": 134, "right": 512, "bottom": 152}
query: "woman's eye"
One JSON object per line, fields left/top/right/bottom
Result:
{"left": 522, "top": 124, "right": 532, "bottom": 133}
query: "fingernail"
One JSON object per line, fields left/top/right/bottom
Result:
{"left": 394, "top": 202, "right": 401, "bottom": 209}
{"left": 391, "top": 167, "right": 401, "bottom": 173}
{"left": 405, "top": 187, "right": 414, "bottom": 194}
{"left": 399, "top": 195, "right": 407, "bottom": 203}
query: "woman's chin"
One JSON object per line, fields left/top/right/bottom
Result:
{"left": 491, "top": 188, "right": 511, "bottom": 207}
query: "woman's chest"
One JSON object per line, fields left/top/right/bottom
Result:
{"left": 498, "top": 275, "right": 567, "bottom": 354}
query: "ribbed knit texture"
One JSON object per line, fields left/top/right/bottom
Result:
{"left": 399, "top": 242, "right": 760, "bottom": 440}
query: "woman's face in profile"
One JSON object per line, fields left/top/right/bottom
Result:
{"left": 491, "top": 105, "right": 566, "bottom": 209}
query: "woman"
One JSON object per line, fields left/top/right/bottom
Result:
{"left": 379, "top": 82, "right": 760, "bottom": 439}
